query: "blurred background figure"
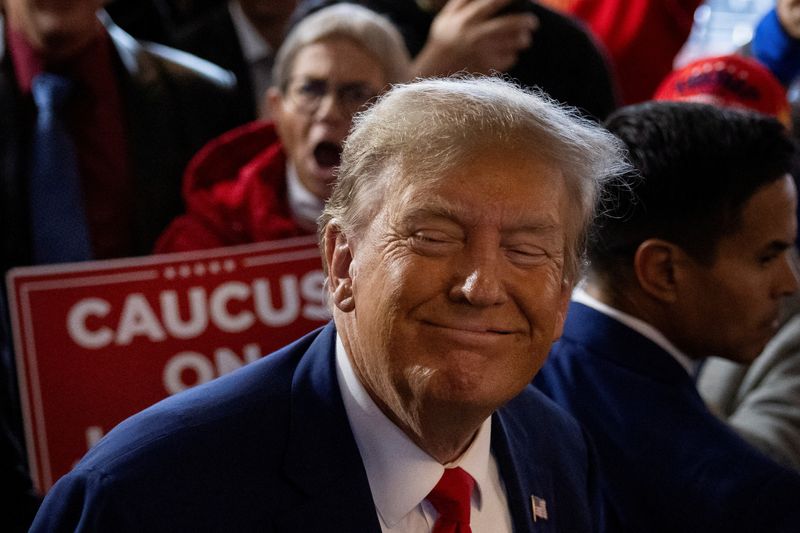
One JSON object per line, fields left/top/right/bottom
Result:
{"left": 104, "top": 0, "right": 226, "bottom": 44}
{"left": 654, "top": 53, "right": 792, "bottom": 125}
{"left": 559, "top": 0, "right": 703, "bottom": 105}
{"left": 747, "top": 0, "right": 800, "bottom": 133}
{"left": 654, "top": 52, "right": 800, "bottom": 473}
{"left": 672, "top": 0, "right": 800, "bottom": 126}
{"left": 0, "top": 1, "right": 240, "bottom": 530}
{"left": 98, "top": 0, "right": 299, "bottom": 122}
{"left": 292, "top": 0, "right": 618, "bottom": 120}
{"left": 539, "top": 0, "right": 792, "bottom": 107}
{"left": 155, "top": 3, "right": 410, "bottom": 253}
{"left": 107, "top": 0, "right": 297, "bottom": 120}
{"left": 172, "top": 0, "right": 299, "bottom": 122}
{"left": 748, "top": 0, "right": 800, "bottom": 87}
{"left": 0, "top": 0, "right": 241, "bottom": 270}
{"left": 675, "top": 0, "right": 774, "bottom": 67}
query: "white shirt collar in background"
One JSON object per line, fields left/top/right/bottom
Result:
{"left": 286, "top": 162, "right": 324, "bottom": 233}
{"left": 572, "top": 286, "right": 695, "bottom": 374}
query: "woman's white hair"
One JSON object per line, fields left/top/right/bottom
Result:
{"left": 272, "top": 3, "right": 411, "bottom": 91}
{"left": 320, "top": 75, "right": 630, "bottom": 284}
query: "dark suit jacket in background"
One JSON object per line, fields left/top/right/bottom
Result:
{"left": 0, "top": 14, "right": 240, "bottom": 531}
{"left": 535, "top": 302, "right": 800, "bottom": 533}
{"left": 104, "top": 0, "right": 228, "bottom": 46}
{"left": 0, "top": 14, "right": 241, "bottom": 273}
{"left": 293, "top": 0, "right": 618, "bottom": 121}
{"left": 172, "top": 4, "right": 258, "bottom": 125}
{"left": 31, "top": 323, "right": 605, "bottom": 532}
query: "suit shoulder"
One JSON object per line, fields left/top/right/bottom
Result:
{"left": 32, "top": 327, "right": 333, "bottom": 530}
{"left": 73, "top": 327, "right": 325, "bottom": 479}
{"left": 107, "top": 21, "right": 236, "bottom": 92}
{"left": 139, "top": 41, "right": 237, "bottom": 90}
{"left": 503, "top": 384, "right": 588, "bottom": 446}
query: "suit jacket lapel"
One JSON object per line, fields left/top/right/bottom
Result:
{"left": 492, "top": 411, "right": 553, "bottom": 533}
{"left": 279, "top": 323, "right": 382, "bottom": 532}
{"left": 279, "top": 323, "right": 569, "bottom": 532}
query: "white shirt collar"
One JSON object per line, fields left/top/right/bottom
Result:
{"left": 227, "top": 0, "right": 271, "bottom": 64}
{"left": 572, "top": 286, "right": 695, "bottom": 374}
{"left": 286, "top": 162, "right": 324, "bottom": 232}
{"left": 335, "top": 333, "right": 493, "bottom": 528}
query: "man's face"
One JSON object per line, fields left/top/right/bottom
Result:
{"left": 270, "top": 37, "right": 387, "bottom": 201}
{"left": 676, "top": 174, "right": 798, "bottom": 362}
{"left": 332, "top": 147, "right": 572, "bottom": 429}
{"left": 778, "top": 0, "right": 800, "bottom": 39}
{"left": 5, "top": 0, "right": 105, "bottom": 62}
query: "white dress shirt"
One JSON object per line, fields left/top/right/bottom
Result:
{"left": 572, "top": 286, "right": 695, "bottom": 374}
{"left": 335, "top": 335, "right": 514, "bottom": 532}
{"left": 286, "top": 163, "right": 324, "bottom": 232}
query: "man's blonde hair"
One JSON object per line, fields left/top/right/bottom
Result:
{"left": 320, "top": 76, "right": 629, "bottom": 284}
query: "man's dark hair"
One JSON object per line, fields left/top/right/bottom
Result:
{"left": 588, "top": 101, "right": 795, "bottom": 283}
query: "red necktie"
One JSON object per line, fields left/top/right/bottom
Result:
{"left": 426, "top": 467, "right": 475, "bottom": 533}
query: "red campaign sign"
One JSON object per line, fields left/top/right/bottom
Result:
{"left": 6, "top": 236, "right": 329, "bottom": 493}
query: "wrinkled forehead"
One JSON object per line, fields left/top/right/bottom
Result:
{"left": 368, "top": 145, "right": 567, "bottom": 220}
{"left": 385, "top": 139, "right": 564, "bottom": 191}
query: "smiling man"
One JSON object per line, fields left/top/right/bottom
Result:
{"left": 535, "top": 101, "right": 800, "bottom": 532}
{"left": 31, "top": 77, "right": 626, "bottom": 532}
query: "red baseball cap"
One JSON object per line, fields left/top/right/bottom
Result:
{"left": 654, "top": 54, "right": 791, "bottom": 127}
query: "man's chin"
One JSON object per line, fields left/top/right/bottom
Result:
{"left": 721, "top": 343, "right": 769, "bottom": 366}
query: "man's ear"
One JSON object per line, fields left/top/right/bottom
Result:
{"left": 324, "top": 223, "right": 356, "bottom": 312}
{"left": 633, "top": 239, "right": 681, "bottom": 303}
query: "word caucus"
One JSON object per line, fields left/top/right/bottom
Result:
{"left": 67, "top": 272, "right": 329, "bottom": 350}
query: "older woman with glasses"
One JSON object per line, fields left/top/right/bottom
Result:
{"left": 155, "top": 3, "right": 410, "bottom": 252}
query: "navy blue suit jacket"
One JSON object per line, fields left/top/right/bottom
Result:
{"left": 535, "top": 302, "right": 800, "bottom": 533}
{"left": 32, "top": 322, "right": 604, "bottom": 532}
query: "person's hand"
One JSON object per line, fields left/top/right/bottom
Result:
{"left": 413, "top": 0, "right": 539, "bottom": 77}
{"left": 778, "top": 0, "right": 800, "bottom": 40}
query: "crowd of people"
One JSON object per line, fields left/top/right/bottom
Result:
{"left": 3, "top": 0, "right": 800, "bottom": 531}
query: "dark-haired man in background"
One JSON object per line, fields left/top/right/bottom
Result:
{"left": 535, "top": 102, "right": 800, "bottom": 532}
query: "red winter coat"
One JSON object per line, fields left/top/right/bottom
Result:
{"left": 569, "top": 0, "right": 702, "bottom": 104}
{"left": 154, "top": 121, "right": 312, "bottom": 253}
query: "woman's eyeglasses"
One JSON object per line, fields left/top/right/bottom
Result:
{"left": 285, "top": 78, "right": 380, "bottom": 116}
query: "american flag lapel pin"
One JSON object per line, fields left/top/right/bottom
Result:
{"left": 531, "top": 494, "right": 548, "bottom": 522}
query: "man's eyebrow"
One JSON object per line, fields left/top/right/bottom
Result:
{"left": 399, "top": 202, "right": 561, "bottom": 233}
{"left": 763, "top": 240, "right": 794, "bottom": 254}
{"left": 507, "top": 222, "right": 561, "bottom": 235}
{"left": 400, "top": 204, "right": 460, "bottom": 223}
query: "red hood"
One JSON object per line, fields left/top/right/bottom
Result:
{"left": 183, "top": 120, "right": 284, "bottom": 209}
{"left": 156, "top": 121, "right": 310, "bottom": 253}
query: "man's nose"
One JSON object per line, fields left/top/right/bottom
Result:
{"left": 448, "top": 246, "right": 508, "bottom": 307}
{"left": 314, "top": 92, "right": 347, "bottom": 122}
{"left": 777, "top": 248, "right": 800, "bottom": 297}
